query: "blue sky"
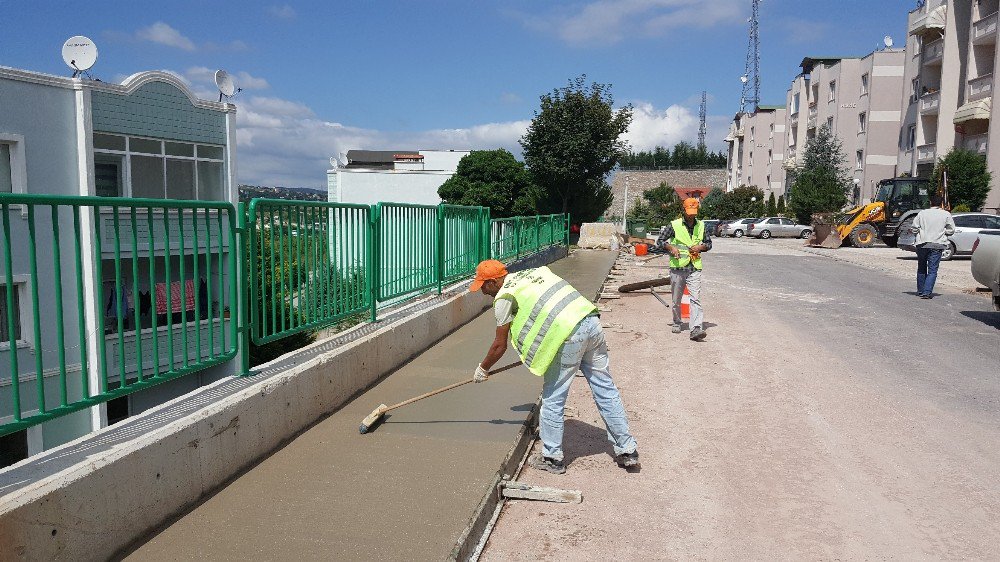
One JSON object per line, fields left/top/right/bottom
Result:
{"left": 3, "top": 1, "right": 916, "bottom": 188}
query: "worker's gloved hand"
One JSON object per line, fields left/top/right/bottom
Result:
{"left": 473, "top": 364, "right": 489, "bottom": 383}
{"left": 669, "top": 247, "right": 681, "bottom": 258}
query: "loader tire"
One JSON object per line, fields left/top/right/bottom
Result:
{"left": 849, "top": 224, "right": 878, "bottom": 248}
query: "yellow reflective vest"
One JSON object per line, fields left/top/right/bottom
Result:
{"left": 494, "top": 267, "right": 597, "bottom": 376}
{"left": 668, "top": 218, "right": 705, "bottom": 270}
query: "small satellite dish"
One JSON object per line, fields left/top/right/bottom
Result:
{"left": 62, "top": 35, "right": 98, "bottom": 77}
{"left": 740, "top": 75, "right": 749, "bottom": 84}
{"left": 215, "top": 70, "right": 236, "bottom": 101}
{"left": 883, "top": 35, "right": 894, "bottom": 49}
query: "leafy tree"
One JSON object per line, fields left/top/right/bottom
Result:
{"left": 776, "top": 195, "right": 786, "bottom": 215}
{"left": 932, "top": 148, "right": 992, "bottom": 211}
{"left": 714, "top": 185, "right": 765, "bottom": 219}
{"left": 700, "top": 188, "right": 726, "bottom": 219}
{"left": 521, "top": 75, "right": 632, "bottom": 222}
{"left": 788, "top": 125, "right": 850, "bottom": 224}
{"left": 766, "top": 192, "right": 777, "bottom": 216}
{"left": 619, "top": 143, "right": 727, "bottom": 169}
{"left": 438, "top": 149, "right": 537, "bottom": 218}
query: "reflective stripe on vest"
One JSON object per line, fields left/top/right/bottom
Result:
{"left": 495, "top": 266, "right": 597, "bottom": 376}
{"left": 668, "top": 218, "right": 704, "bottom": 270}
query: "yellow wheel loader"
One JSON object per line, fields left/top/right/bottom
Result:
{"left": 808, "top": 177, "right": 933, "bottom": 248}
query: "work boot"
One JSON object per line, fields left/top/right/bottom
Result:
{"left": 616, "top": 450, "right": 640, "bottom": 468}
{"left": 528, "top": 454, "right": 566, "bottom": 475}
{"left": 671, "top": 324, "right": 683, "bottom": 334}
{"left": 690, "top": 327, "right": 707, "bottom": 341}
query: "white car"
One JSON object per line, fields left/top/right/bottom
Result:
{"left": 971, "top": 233, "right": 1000, "bottom": 311}
{"left": 746, "top": 217, "right": 813, "bottom": 239}
{"left": 721, "top": 218, "right": 761, "bottom": 238}
{"left": 898, "top": 212, "right": 1000, "bottom": 260}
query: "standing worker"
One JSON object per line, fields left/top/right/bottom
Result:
{"left": 910, "top": 194, "right": 955, "bottom": 299}
{"left": 656, "top": 197, "right": 712, "bottom": 341}
{"left": 469, "top": 260, "right": 639, "bottom": 474}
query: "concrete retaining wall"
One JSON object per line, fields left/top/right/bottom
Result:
{"left": 0, "top": 246, "right": 567, "bottom": 561}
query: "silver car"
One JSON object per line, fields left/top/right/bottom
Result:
{"left": 747, "top": 217, "right": 813, "bottom": 239}
{"left": 721, "top": 218, "right": 761, "bottom": 238}
{"left": 898, "top": 212, "right": 1000, "bottom": 260}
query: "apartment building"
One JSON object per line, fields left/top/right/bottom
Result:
{"left": 327, "top": 149, "right": 470, "bottom": 206}
{"left": 1, "top": 66, "right": 238, "bottom": 457}
{"left": 900, "top": 0, "right": 1000, "bottom": 212}
{"left": 784, "top": 50, "right": 906, "bottom": 204}
{"left": 724, "top": 105, "right": 787, "bottom": 195}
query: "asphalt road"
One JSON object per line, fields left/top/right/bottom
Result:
{"left": 484, "top": 239, "right": 1000, "bottom": 560}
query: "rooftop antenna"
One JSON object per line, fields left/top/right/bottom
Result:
{"left": 214, "top": 70, "right": 241, "bottom": 102}
{"left": 739, "top": 0, "right": 761, "bottom": 113}
{"left": 698, "top": 90, "right": 708, "bottom": 151}
{"left": 62, "top": 35, "right": 98, "bottom": 78}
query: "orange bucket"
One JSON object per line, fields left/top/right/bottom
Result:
{"left": 634, "top": 243, "right": 648, "bottom": 256}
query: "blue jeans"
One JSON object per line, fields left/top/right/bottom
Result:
{"left": 916, "top": 246, "right": 942, "bottom": 296}
{"left": 539, "top": 316, "right": 637, "bottom": 461}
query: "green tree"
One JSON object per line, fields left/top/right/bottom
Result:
{"left": 715, "top": 185, "right": 765, "bottom": 219}
{"left": 521, "top": 75, "right": 632, "bottom": 222}
{"left": 932, "top": 148, "right": 992, "bottom": 211}
{"left": 700, "top": 188, "right": 725, "bottom": 219}
{"left": 437, "top": 149, "right": 537, "bottom": 218}
{"left": 788, "top": 125, "right": 850, "bottom": 224}
{"left": 776, "top": 195, "right": 786, "bottom": 215}
{"left": 766, "top": 192, "right": 777, "bottom": 216}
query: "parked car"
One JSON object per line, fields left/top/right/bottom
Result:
{"left": 898, "top": 212, "right": 1000, "bottom": 260}
{"left": 702, "top": 220, "right": 720, "bottom": 237}
{"left": 747, "top": 217, "right": 812, "bottom": 239}
{"left": 715, "top": 220, "right": 733, "bottom": 237}
{"left": 722, "top": 218, "right": 761, "bottom": 238}
{"left": 971, "top": 233, "right": 1000, "bottom": 311}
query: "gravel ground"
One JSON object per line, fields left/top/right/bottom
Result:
{"left": 481, "top": 240, "right": 1000, "bottom": 561}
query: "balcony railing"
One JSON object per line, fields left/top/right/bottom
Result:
{"left": 911, "top": 0, "right": 947, "bottom": 34}
{"left": 922, "top": 38, "right": 945, "bottom": 65}
{"left": 919, "top": 91, "right": 941, "bottom": 113}
{"left": 964, "top": 133, "right": 989, "bottom": 154}
{"left": 917, "top": 143, "right": 937, "bottom": 163}
{"left": 969, "top": 73, "right": 994, "bottom": 102}
{"left": 974, "top": 12, "right": 999, "bottom": 44}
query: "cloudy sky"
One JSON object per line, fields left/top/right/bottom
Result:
{"left": 4, "top": 1, "right": 913, "bottom": 188}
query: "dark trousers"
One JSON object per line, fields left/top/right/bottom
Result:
{"left": 916, "top": 245, "right": 942, "bottom": 297}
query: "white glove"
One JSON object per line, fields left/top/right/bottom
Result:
{"left": 473, "top": 364, "right": 489, "bottom": 383}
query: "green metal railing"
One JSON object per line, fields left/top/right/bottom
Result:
{"left": 0, "top": 193, "right": 238, "bottom": 436}
{"left": 1, "top": 192, "right": 566, "bottom": 438}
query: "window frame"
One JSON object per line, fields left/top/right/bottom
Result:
{"left": 0, "top": 133, "right": 28, "bottom": 196}
{"left": 828, "top": 80, "right": 836, "bottom": 102}
{"left": 861, "top": 73, "right": 870, "bottom": 96}
{"left": 856, "top": 150, "right": 864, "bottom": 170}
{"left": 91, "top": 133, "right": 227, "bottom": 201}
{"left": 859, "top": 112, "right": 867, "bottom": 134}
{"left": 0, "top": 276, "right": 30, "bottom": 351}
{"left": 907, "top": 125, "right": 917, "bottom": 151}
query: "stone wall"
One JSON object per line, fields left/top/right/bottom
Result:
{"left": 606, "top": 169, "right": 728, "bottom": 219}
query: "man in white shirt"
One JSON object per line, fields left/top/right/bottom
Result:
{"left": 910, "top": 195, "right": 956, "bottom": 299}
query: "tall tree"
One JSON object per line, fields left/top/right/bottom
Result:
{"left": 521, "top": 75, "right": 632, "bottom": 222}
{"left": 700, "top": 188, "right": 726, "bottom": 219}
{"left": 766, "top": 192, "right": 777, "bottom": 216}
{"left": 437, "top": 149, "right": 537, "bottom": 218}
{"left": 776, "top": 194, "right": 786, "bottom": 215}
{"left": 932, "top": 148, "right": 992, "bottom": 211}
{"left": 788, "top": 125, "right": 850, "bottom": 224}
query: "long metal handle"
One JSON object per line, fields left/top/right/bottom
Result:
{"left": 385, "top": 360, "right": 523, "bottom": 411}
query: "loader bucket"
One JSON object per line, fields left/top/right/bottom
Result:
{"left": 807, "top": 223, "right": 843, "bottom": 248}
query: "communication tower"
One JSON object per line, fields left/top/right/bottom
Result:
{"left": 698, "top": 90, "right": 707, "bottom": 150}
{"left": 739, "top": 0, "right": 761, "bottom": 113}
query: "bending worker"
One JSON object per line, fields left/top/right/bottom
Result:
{"left": 469, "top": 260, "right": 638, "bottom": 474}
{"left": 656, "top": 197, "right": 711, "bottom": 341}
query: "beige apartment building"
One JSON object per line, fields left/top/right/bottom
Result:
{"left": 783, "top": 50, "right": 906, "bottom": 204}
{"left": 724, "top": 106, "right": 787, "bottom": 194}
{"left": 901, "top": 0, "right": 1000, "bottom": 212}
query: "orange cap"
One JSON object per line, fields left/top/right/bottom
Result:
{"left": 683, "top": 198, "right": 700, "bottom": 214}
{"left": 469, "top": 259, "right": 508, "bottom": 292}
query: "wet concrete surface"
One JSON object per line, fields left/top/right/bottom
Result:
{"left": 123, "top": 250, "right": 616, "bottom": 562}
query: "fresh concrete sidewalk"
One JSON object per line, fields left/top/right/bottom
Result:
{"left": 124, "top": 250, "right": 616, "bottom": 561}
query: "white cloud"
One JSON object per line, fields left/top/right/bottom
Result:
{"left": 511, "top": 0, "right": 744, "bottom": 46}
{"left": 268, "top": 5, "right": 297, "bottom": 20}
{"left": 136, "top": 22, "right": 196, "bottom": 51}
{"left": 622, "top": 102, "right": 698, "bottom": 151}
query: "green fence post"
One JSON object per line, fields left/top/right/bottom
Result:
{"left": 369, "top": 204, "right": 379, "bottom": 323}
{"left": 436, "top": 205, "right": 444, "bottom": 295}
{"left": 514, "top": 217, "right": 521, "bottom": 259}
{"left": 236, "top": 202, "right": 252, "bottom": 376}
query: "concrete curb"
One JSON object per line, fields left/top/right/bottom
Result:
{"left": 0, "top": 246, "right": 568, "bottom": 562}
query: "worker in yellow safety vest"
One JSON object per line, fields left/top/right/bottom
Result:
{"left": 470, "top": 260, "right": 638, "bottom": 474}
{"left": 656, "top": 197, "right": 712, "bottom": 341}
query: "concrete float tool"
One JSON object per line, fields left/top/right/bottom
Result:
{"left": 359, "top": 361, "right": 523, "bottom": 434}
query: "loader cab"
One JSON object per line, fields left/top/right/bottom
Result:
{"left": 875, "top": 178, "right": 931, "bottom": 222}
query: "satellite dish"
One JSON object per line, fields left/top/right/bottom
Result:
{"left": 883, "top": 35, "right": 894, "bottom": 49}
{"left": 62, "top": 36, "right": 98, "bottom": 77}
{"left": 740, "top": 75, "right": 749, "bottom": 84}
{"left": 215, "top": 70, "right": 236, "bottom": 100}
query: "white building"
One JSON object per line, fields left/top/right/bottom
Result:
{"left": 725, "top": 105, "right": 788, "bottom": 194}
{"left": 327, "top": 149, "right": 470, "bottom": 206}
{"left": 1, "top": 66, "right": 238, "bottom": 464}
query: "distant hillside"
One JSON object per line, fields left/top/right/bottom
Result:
{"left": 239, "top": 185, "right": 327, "bottom": 202}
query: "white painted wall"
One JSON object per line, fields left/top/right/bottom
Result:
{"left": 333, "top": 169, "right": 454, "bottom": 206}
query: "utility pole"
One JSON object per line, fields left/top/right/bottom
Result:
{"left": 622, "top": 176, "right": 630, "bottom": 233}
{"left": 698, "top": 90, "right": 708, "bottom": 151}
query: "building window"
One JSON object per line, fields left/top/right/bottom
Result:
{"left": 0, "top": 284, "right": 22, "bottom": 346}
{"left": 0, "top": 134, "right": 27, "bottom": 195}
{"left": 0, "top": 143, "right": 12, "bottom": 194}
{"left": 907, "top": 125, "right": 917, "bottom": 150}
{"left": 856, "top": 150, "right": 864, "bottom": 170}
{"left": 768, "top": 150, "right": 773, "bottom": 164}
{"left": 750, "top": 126, "right": 755, "bottom": 141}
{"left": 910, "top": 78, "right": 920, "bottom": 103}
{"left": 859, "top": 112, "right": 867, "bottom": 133}
{"left": 792, "top": 93, "right": 800, "bottom": 114}
{"left": 769, "top": 123, "right": 774, "bottom": 138}
{"left": 913, "top": 35, "right": 923, "bottom": 55}
{"left": 91, "top": 133, "right": 226, "bottom": 201}
{"left": 861, "top": 73, "right": 870, "bottom": 96}
{"left": 826, "top": 117, "right": 834, "bottom": 130}
{"left": 829, "top": 80, "right": 836, "bottom": 102}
